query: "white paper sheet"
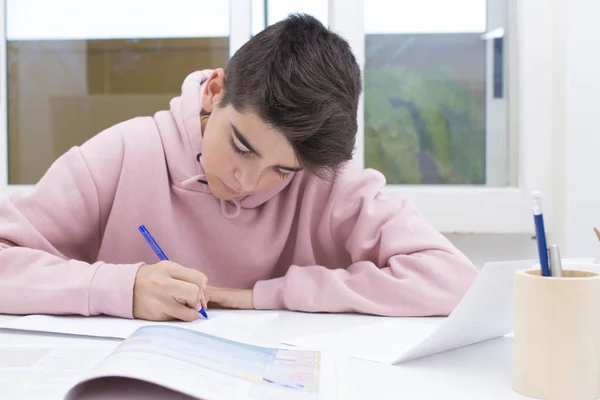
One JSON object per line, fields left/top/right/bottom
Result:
{"left": 0, "top": 312, "right": 279, "bottom": 340}
{"left": 282, "top": 320, "right": 439, "bottom": 364}
{"left": 198, "top": 312, "right": 279, "bottom": 341}
{"left": 282, "top": 259, "right": 599, "bottom": 364}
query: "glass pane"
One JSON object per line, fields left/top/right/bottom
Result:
{"left": 251, "top": 0, "right": 328, "bottom": 35}
{"left": 6, "top": 0, "right": 229, "bottom": 185}
{"left": 364, "top": 0, "right": 509, "bottom": 186}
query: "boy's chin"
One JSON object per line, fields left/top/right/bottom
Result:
{"left": 207, "top": 185, "right": 231, "bottom": 201}
{"left": 213, "top": 191, "right": 238, "bottom": 201}
{"left": 208, "top": 180, "right": 240, "bottom": 201}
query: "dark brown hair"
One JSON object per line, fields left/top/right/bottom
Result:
{"left": 220, "top": 13, "right": 362, "bottom": 178}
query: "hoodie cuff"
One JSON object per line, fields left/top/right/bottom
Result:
{"left": 253, "top": 278, "right": 286, "bottom": 310}
{"left": 88, "top": 262, "right": 144, "bottom": 318}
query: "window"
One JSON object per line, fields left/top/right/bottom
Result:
{"left": 330, "top": 0, "right": 552, "bottom": 233}
{"left": 251, "top": 0, "right": 328, "bottom": 35}
{"left": 0, "top": 0, "right": 555, "bottom": 234}
{"left": 3, "top": 0, "right": 229, "bottom": 185}
{"left": 364, "top": 0, "right": 499, "bottom": 186}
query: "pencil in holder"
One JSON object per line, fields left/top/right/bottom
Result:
{"left": 513, "top": 269, "right": 600, "bottom": 400}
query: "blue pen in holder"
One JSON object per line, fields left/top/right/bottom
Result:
{"left": 532, "top": 191, "right": 551, "bottom": 277}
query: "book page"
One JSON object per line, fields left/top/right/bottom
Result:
{"left": 0, "top": 344, "right": 117, "bottom": 400}
{"left": 65, "top": 325, "right": 341, "bottom": 400}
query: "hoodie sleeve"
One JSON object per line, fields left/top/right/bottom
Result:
{"left": 0, "top": 127, "right": 143, "bottom": 318}
{"left": 253, "top": 169, "right": 479, "bottom": 317}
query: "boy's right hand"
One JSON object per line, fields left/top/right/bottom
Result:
{"left": 132, "top": 261, "right": 208, "bottom": 322}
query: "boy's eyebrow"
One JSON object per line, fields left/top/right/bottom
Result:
{"left": 276, "top": 165, "right": 304, "bottom": 172}
{"left": 231, "top": 123, "right": 303, "bottom": 172}
{"left": 231, "top": 124, "right": 262, "bottom": 157}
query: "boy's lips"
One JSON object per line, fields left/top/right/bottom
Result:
{"left": 222, "top": 180, "right": 242, "bottom": 195}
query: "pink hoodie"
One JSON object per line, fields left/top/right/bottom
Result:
{"left": 0, "top": 70, "right": 478, "bottom": 319}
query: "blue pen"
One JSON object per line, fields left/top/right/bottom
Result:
{"left": 138, "top": 225, "right": 208, "bottom": 318}
{"left": 531, "top": 191, "right": 551, "bottom": 277}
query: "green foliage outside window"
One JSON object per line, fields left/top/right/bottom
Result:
{"left": 364, "top": 34, "right": 486, "bottom": 184}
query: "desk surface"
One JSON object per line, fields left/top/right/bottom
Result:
{"left": 0, "top": 312, "right": 529, "bottom": 400}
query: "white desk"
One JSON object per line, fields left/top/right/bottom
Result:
{"left": 0, "top": 312, "right": 529, "bottom": 400}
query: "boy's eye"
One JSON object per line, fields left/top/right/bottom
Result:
{"left": 275, "top": 169, "right": 290, "bottom": 179}
{"left": 229, "top": 134, "right": 291, "bottom": 179}
{"left": 230, "top": 136, "right": 251, "bottom": 156}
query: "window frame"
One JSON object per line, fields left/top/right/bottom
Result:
{"left": 330, "top": 0, "right": 553, "bottom": 234}
{"left": 0, "top": 0, "right": 554, "bottom": 234}
{"left": 0, "top": 1, "right": 7, "bottom": 195}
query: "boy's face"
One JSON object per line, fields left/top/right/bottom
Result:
{"left": 200, "top": 69, "right": 302, "bottom": 201}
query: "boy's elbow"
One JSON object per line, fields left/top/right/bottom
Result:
{"left": 400, "top": 251, "right": 479, "bottom": 317}
{"left": 436, "top": 254, "right": 479, "bottom": 315}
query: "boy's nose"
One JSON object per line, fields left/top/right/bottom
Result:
{"left": 235, "top": 169, "right": 259, "bottom": 193}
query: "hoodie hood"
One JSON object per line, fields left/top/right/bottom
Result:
{"left": 160, "top": 70, "right": 295, "bottom": 217}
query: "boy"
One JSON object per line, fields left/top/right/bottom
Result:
{"left": 0, "top": 14, "right": 478, "bottom": 321}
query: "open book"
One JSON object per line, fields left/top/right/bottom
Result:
{"left": 63, "top": 325, "right": 342, "bottom": 400}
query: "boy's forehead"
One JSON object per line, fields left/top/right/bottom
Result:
{"left": 230, "top": 107, "right": 278, "bottom": 135}
{"left": 228, "top": 106, "right": 300, "bottom": 165}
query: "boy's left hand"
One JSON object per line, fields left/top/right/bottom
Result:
{"left": 205, "top": 286, "right": 254, "bottom": 310}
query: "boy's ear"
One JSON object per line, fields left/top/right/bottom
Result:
{"left": 201, "top": 68, "right": 226, "bottom": 112}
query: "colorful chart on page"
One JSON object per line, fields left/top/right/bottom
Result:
{"left": 117, "top": 325, "right": 321, "bottom": 394}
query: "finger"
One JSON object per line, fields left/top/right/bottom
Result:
{"left": 174, "top": 296, "right": 200, "bottom": 310}
{"left": 199, "top": 290, "right": 208, "bottom": 311}
{"left": 163, "top": 279, "right": 202, "bottom": 308}
{"left": 180, "top": 293, "right": 205, "bottom": 312}
{"left": 206, "top": 287, "right": 224, "bottom": 304}
{"left": 164, "top": 299, "right": 200, "bottom": 322}
{"left": 168, "top": 263, "right": 208, "bottom": 290}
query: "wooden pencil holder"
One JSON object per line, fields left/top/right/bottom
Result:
{"left": 513, "top": 269, "right": 600, "bottom": 400}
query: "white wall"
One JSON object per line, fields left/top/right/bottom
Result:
{"left": 549, "top": 0, "right": 600, "bottom": 261}
{"left": 561, "top": 0, "right": 600, "bottom": 258}
{"left": 447, "top": 234, "right": 538, "bottom": 268}
{"left": 456, "top": 0, "right": 600, "bottom": 268}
